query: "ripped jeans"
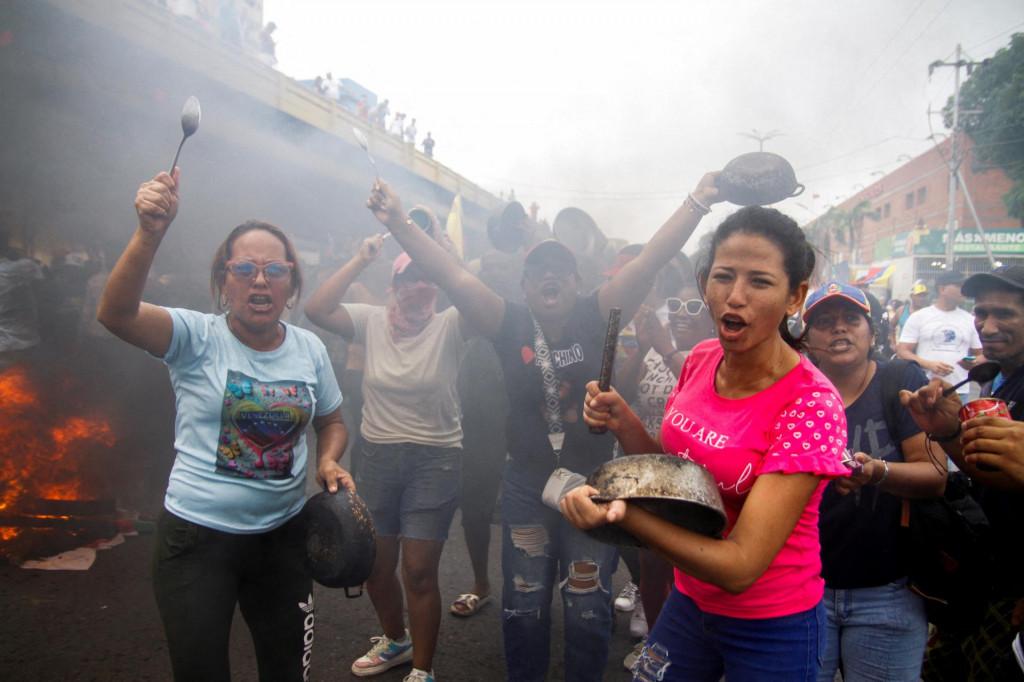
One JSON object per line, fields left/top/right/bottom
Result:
{"left": 500, "top": 462, "right": 618, "bottom": 682}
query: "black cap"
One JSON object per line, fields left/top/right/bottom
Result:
{"left": 524, "top": 240, "right": 577, "bottom": 268}
{"left": 962, "top": 264, "right": 1024, "bottom": 297}
{"left": 934, "top": 270, "right": 966, "bottom": 288}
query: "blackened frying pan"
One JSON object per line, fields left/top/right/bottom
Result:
{"left": 301, "top": 488, "right": 376, "bottom": 596}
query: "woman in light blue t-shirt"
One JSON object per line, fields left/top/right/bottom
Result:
{"left": 98, "top": 169, "right": 352, "bottom": 682}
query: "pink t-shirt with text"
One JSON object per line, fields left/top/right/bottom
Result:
{"left": 661, "top": 339, "right": 849, "bottom": 619}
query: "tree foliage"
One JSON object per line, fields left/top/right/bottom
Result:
{"left": 946, "top": 33, "right": 1024, "bottom": 220}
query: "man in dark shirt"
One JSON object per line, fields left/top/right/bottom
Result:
{"left": 901, "top": 264, "right": 1024, "bottom": 680}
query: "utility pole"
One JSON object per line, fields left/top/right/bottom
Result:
{"left": 929, "top": 45, "right": 983, "bottom": 269}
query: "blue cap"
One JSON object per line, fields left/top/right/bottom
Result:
{"left": 803, "top": 282, "right": 870, "bottom": 322}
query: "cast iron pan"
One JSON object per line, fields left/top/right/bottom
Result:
{"left": 301, "top": 487, "right": 376, "bottom": 596}
{"left": 585, "top": 454, "right": 727, "bottom": 547}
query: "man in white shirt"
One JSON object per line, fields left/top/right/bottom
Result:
{"left": 321, "top": 72, "right": 340, "bottom": 100}
{"left": 897, "top": 270, "right": 985, "bottom": 401}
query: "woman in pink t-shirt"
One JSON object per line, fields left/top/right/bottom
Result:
{"left": 563, "top": 207, "right": 849, "bottom": 681}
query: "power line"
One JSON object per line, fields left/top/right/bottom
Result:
{"left": 807, "top": 0, "right": 953, "bottom": 151}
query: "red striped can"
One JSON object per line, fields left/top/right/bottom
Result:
{"left": 958, "top": 398, "right": 1011, "bottom": 423}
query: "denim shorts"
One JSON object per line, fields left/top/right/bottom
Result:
{"left": 354, "top": 438, "right": 461, "bottom": 542}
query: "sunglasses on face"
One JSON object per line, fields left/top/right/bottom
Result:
{"left": 666, "top": 298, "right": 706, "bottom": 315}
{"left": 225, "top": 260, "right": 294, "bottom": 283}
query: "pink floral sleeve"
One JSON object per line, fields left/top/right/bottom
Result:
{"left": 761, "top": 387, "right": 850, "bottom": 477}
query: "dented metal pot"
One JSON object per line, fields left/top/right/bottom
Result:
{"left": 585, "top": 454, "right": 726, "bottom": 547}
{"left": 716, "top": 151, "right": 805, "bottom": 206}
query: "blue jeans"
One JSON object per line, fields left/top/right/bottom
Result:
{"left": 818, "top": 578, "right": 928, "bottom": 682}
{"left": 636, "top": 587, "right": 825, "bottom": 682}
{"left": 501, "top": 463, "right": 618, "bottom": 682}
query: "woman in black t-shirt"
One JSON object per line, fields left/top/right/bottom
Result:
{"left": 803, "top": 282, "right": 946, "bottom": 682}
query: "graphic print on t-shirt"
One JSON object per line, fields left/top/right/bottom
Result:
{"left": 216, "top": 370, "right": 312, "bottom": 479}
{"left": 521, "top": 344, "right": 584, "bottom": 426}
{"left": 927, "top": 324, "right": 964, "bottom": 350}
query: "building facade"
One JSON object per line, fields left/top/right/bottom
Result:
{"left": 806, "top": 137, "right": 1022, "bottom": 300}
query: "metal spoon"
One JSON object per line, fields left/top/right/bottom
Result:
{"left": 352, "top": 127, "right": 382, "bottom": 183}
{"left": 169, "top": 96, "right": 201, "bottom": 173}
{"left": 941, "top": 360, "right": 1001, "bottom": 397}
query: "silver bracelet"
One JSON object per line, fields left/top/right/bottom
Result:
{"left": 685, "top": 193, "right": 711, "bottom": 216}
{"left": 873, "top": 460, "right": 890, "bottom": 487}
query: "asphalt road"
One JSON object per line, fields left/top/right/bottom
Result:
{"left": 0, "top": 508, "right": 641, "bottom": 682}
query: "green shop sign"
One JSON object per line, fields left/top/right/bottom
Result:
{"left": 893, "top": 229, "right": 1024, "bottom": 256}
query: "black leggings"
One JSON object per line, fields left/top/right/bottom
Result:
{"left": 152, "top": 510, "right": 313, "bottom": 682}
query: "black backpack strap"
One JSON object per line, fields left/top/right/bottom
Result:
{"left": 879, "top": 358, "right": 917, "bottom": 458}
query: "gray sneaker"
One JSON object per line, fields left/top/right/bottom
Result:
{"left": 624, "top": 639, "right": 646, "bottom": 672}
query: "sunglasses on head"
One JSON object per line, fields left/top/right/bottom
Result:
{"left": 225, "top": 260, "right": 294, "bottom": 283}
{"left": 666, "top": 298, "right": 706, "bottom": 315}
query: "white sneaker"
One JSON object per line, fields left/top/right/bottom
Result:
{"left": 351, "top": 630, "right": 414, "bottom": 676}
{"left": 403, "top": 669, "right": 434, "bottom": 682}
{"left": 614, "top": 581, "right": 637, "bottom": 612}
{"left": 630, "top": 599, "right": 648, "bottom": 638}
{"left": 623, "top": 638, "right": 646, "bottom": 672}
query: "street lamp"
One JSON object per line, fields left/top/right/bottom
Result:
{"left": 738, "top": 128, "right": 783, "bottom": 152}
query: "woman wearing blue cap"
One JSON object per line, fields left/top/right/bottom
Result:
{"left": 803, "top": 282, "right": 946, "bottom": 682}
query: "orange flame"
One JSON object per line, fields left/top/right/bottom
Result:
{"left": 0, "top": 365, "right": 117, "bottom": 514}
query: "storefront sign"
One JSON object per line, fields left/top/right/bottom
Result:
{"left": 890, "top": 228, "right": 1024, "bottom": 256}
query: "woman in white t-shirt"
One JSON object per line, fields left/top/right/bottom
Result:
{"left": 305, "top": 221, "right": 470, "bottom": 682}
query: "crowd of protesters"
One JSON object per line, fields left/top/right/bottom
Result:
{"left": 9, "top": 6, "right": 1018, "bottom": 679}
{"left": 6, "top": 162, "right": 1024, "bottom": 680}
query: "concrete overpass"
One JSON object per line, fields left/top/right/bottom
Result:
{"left": 1, "top": 0, "right": 503, "bottom": 271}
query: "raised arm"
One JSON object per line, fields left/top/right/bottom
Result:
{"left": 97, "top": 170, "right": 179, "bottom": 356}
{"left": 366, "top": 182, "right": 505, "bottom": 340}
{"left": 304, "top": 234, "right": 386, "bottom": 340}
{"left": 599, "top": 173, "right": 720, "bottom": 321}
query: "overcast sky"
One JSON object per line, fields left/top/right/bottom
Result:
{"left": 263, "top": 0, "right": 1024, "bottom": 247}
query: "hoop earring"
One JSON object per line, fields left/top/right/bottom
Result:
{"left": 219, "top": 293, "right": 229, "bottom": 310}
